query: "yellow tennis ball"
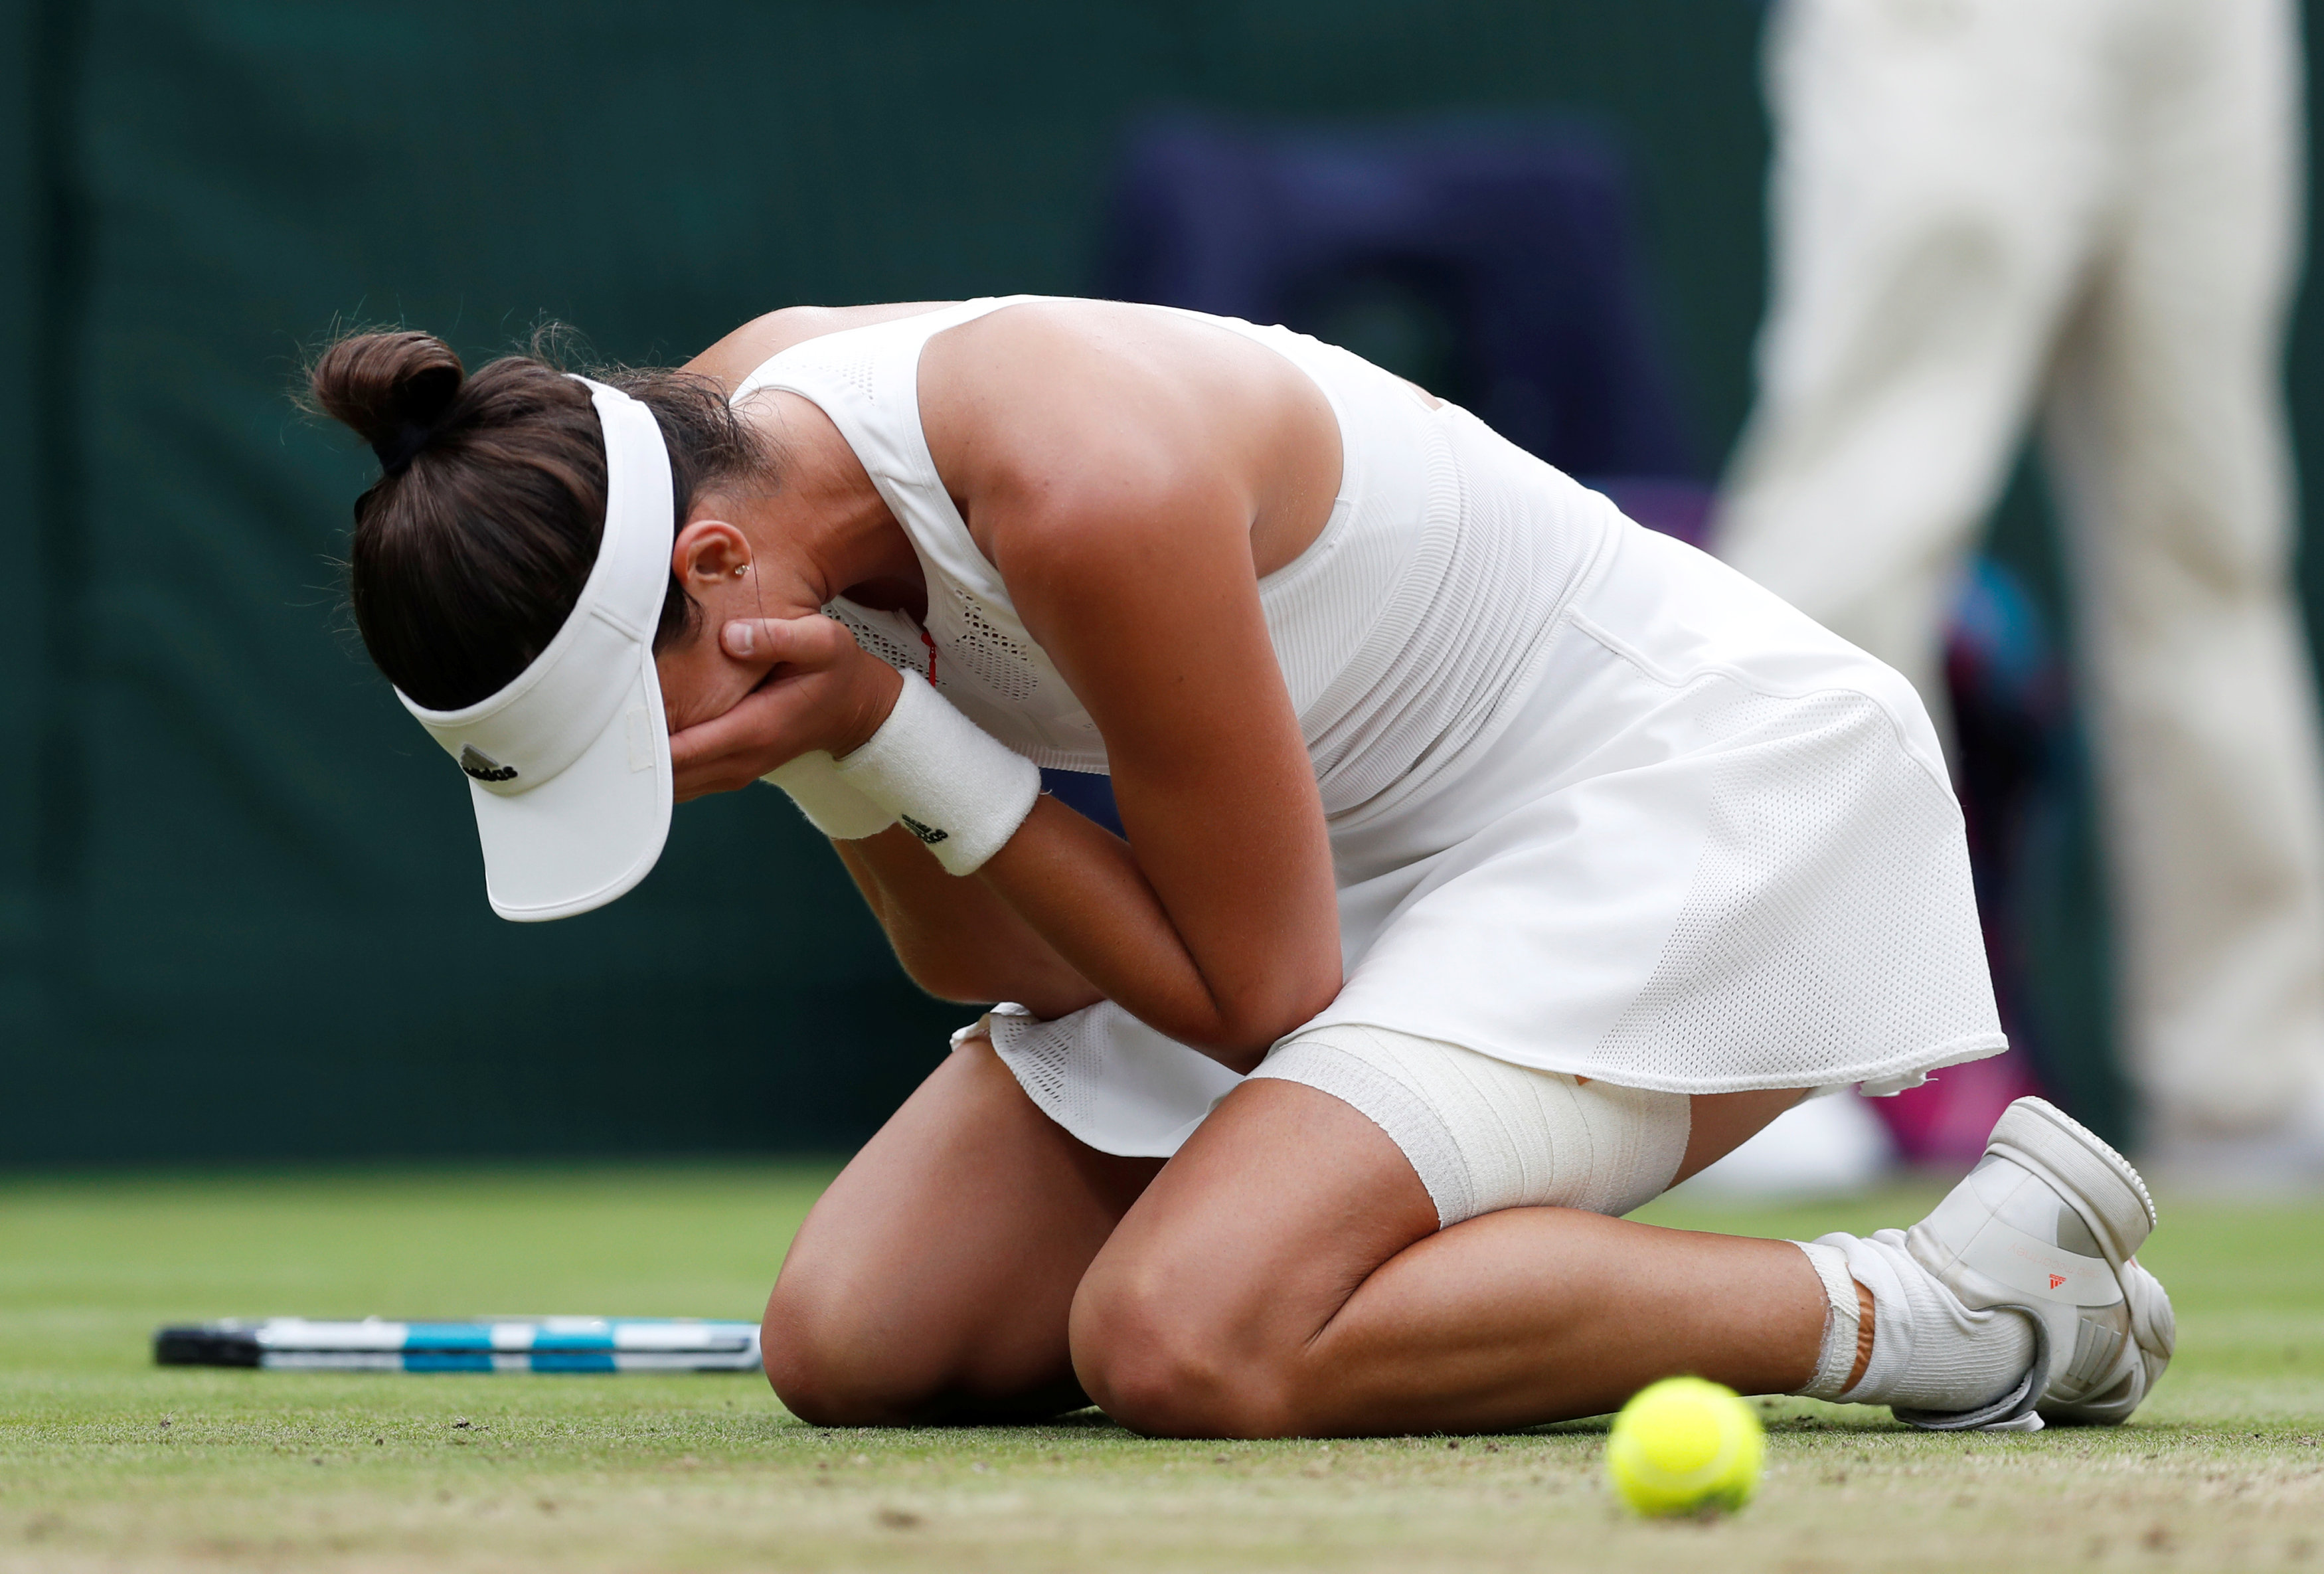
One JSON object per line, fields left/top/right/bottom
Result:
{"left": 1606, "top": 1377, "right": 1765, "bottom": 1518}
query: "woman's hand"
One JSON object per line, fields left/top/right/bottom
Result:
{"left": 665, "top": 615, "right": 903, "bottom": 802}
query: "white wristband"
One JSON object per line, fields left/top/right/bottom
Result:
{"left": 833, "top": 673, "right": 1040, "bottom": 875}
{"left": 760, "top": 751, "right": 897, "bottom": 841}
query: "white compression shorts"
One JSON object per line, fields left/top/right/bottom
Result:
{"left": 1249, "top": 1025, "right": 1693, "bottom": 1228}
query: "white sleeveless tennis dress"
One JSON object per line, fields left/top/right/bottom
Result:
{"left": 732, "top": 297, "right": 2005, "bottom": 1166}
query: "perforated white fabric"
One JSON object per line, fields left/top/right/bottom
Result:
{"left": 1586, "top": 684, "right": 2001, "bottom": 1090}
{"left": 995, "top": 1009, "right": 1076, "bottom": 1110}
{"left": 827, "top": 600, "right": 932, "bottom": 681}
{"left": 931, "top": 582, "right": 1044, "bottom": 703}
{"left": 961, "top": 1001, "right": 1241, "bottom": 1159}
{"left": 732, "top": 298, "right": 2005, "bottom": 1160}
{"left": 832, "top": 355, "right": 876, "bottom": 401}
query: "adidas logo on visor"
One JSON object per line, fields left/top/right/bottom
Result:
{"left": 460, "top": 744, "right": 519, "bottom": 783}
{"left": 392, "top": 377, "right": 675, "bottom": 924}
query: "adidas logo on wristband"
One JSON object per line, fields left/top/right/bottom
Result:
{"left": 832, "top": 673, "right": 1040, "bottom": 876}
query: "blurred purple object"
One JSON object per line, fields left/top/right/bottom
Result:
{"left": 1040, "top": 767, "right": 1125, "bottom": 837}
{"left": 1590, "top": 478, "right": 1716, "bottom": 550}
{"left": 1875, "top": 1050, "right": 2044, "bottom": 1169}
{"left": 1100, "top": 113, "right": 1697, "bottom": 481}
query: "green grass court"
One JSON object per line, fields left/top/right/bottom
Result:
{"left": 4, "top": 1165, "right": 2321, "bottom": 1572}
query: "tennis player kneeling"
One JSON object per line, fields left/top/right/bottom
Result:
{"left": 313, "top": 297, "right": 2173, "bottom": 1438}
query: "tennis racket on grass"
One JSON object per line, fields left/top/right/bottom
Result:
{"left": 153, "top": 1316, "right": 762, "bottom": 1373}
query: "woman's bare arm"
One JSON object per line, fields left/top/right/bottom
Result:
{"left": 833, "top": 826, "right": 1103, "bottom": 1019}
{"left": 926, "top": 306, "right": 1343, "bottom": 1061}
{"left": 671, "top": 304, "right": 1345, "bottom": 1067}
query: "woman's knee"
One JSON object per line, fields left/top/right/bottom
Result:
{"left": 764, "top": 1263, "right": 1094, "bottom": 1427}
{"left": 1068, "top": 1262, "right": 1301, "bottom": 1439}
{"left": 760, "top": 1272, "right": 932, "bottom": 1427}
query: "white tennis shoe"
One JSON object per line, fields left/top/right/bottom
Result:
{"left": 1892, "top": 1096, "right": 2175, "bottom": 1431}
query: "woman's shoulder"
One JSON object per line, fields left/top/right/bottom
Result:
{"left": 685, "top": 302, "right": 963, "bottom": 394}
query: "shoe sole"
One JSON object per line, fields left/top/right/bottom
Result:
{"left": 1984, "top": 1097, "right": 2157, "bottom": 1266}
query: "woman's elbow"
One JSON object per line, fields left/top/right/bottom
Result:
{"left": 888, "top": 944, "right": 1099, "bottom": 1019}
{"left": 1179, "top": 968, "right": 1343, "bottom": 1071}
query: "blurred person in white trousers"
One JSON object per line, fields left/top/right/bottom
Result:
{"left": 1716, "top": 0, "right": 2324, "bottom": 1173}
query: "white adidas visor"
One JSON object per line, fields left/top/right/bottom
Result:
{"left": 395, "top": 377, "right": 677, "bottom": 922}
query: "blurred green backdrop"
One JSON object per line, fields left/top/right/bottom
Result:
{"left": 0, "top": 0, "right": 2300, "bottom": 1160}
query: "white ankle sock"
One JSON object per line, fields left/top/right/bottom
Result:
{"left": 1790, "top": 1231, "right": 2034, "bottom": 1412}
{"left": 1790, "top": 1240, "right": 1863, "bottom": 1399}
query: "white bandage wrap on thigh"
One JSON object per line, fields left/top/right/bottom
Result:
{"left": 1250, "top": 1024, "right": 1691, "bottom": 1227}
{"left": 760, "top": 752, "right": 897, "bottom": 841}
{"left": 833, "top": 673, "right": 1042, "bottom": 875}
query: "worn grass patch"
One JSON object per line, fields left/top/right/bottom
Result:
{"left": 3, "top": 1164, "right": 2321, "bottom": 1571}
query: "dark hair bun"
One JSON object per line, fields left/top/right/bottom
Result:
{"left": 310, "top": 331, "right": 466, "bottom": 473}
{"left": 309, "top": 320, "right": 771, "bottom": 710}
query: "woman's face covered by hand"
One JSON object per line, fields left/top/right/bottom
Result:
{"left": 651, "top": 517, "right": 903, "bottom": 800}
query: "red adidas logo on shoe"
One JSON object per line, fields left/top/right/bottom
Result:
{"left": 2050, "top": 1274, "right": 2067, "bottom": 1289}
